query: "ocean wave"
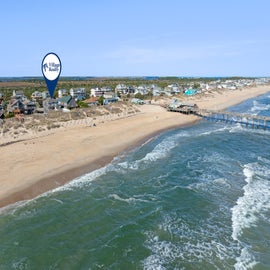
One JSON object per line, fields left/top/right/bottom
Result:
{"left": 118, "top": 132, "right": 189, "bottom": 170}
{"left": 231, "top": 160, "right": 270, "bottom": 241}
{"left": 234, "top": 247, "right": 258, "bottom": 270}
{"left": 251, "top": 100, "right": 270, "bottom": 113}
{"left": 199, "top": 125, "right": 230, "bottom": 136}
{"left": 108, "top": 193, "right": 151, "bottom": 204}
{"left": 143, "top": 213, "right": 236, "bottom": 269}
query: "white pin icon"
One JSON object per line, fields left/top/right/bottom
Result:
{"left": 41, "top": 53, "right": 62, "bottom": 98}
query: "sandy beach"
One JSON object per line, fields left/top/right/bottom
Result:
{"left": 0, "top": 84, "right": 269, "bottom": 207}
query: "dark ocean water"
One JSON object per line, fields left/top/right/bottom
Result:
{"left": 1, "top": 92, "right": 270, "bottom": 270}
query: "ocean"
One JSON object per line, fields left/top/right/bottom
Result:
{"left": 1, "top": 92, "right": 270, "bottom": 270}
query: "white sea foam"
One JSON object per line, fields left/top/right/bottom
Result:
{"left": 200, "top": 125, "right": 229, "bottom": 136}
{"left": 234, "top": 247, "right": 258, "bottom": 270}
{"left": 143, "top": 213, "right": 235, "bottom": 269}
{"left": 231, "top": 162, "right": 270, "bottom": 241}
{"left": 108, "top": 194, "right": 149, "bottom": 204}
{"left": 229, "top": 123, "right": 244, "bottom": 133}
{"left": 118, "top": 132, "right": 187, "bottom": 170}
{"left": 251, "top": 100, "right": 270, "bottom": 113}
{"left": 231, "top": 159, "right": 270, "bottom": 269}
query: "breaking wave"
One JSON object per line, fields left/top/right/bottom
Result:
{"left": 231, "top": 157, "right": 270, "bottom": 269}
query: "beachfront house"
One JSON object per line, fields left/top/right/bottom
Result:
{"left": 23, "top": 100, "right": 37, "bottom": 114}
{"left": 91, "top": 87, "right": 103, "bottom": 97}
{"left": 57, "top": 95, "right": 77, "bottom": 109}
{"left": 150, "top": 85, "right": 162, "bottom": 96}
{"left": 70, "top": 88, "right": 86, "bottom": 101}
{"left": 84, "top": 97, "right": 99, "bottom": 106}
{"left": 134, "top": 85, "right": 149, "bottom": 96}
{"left": 58, "top": 89, "right": 68, "bottom": 98}
{"left": 115, "top": 84, "right": 136, "bottom": 95}
{"left": 42, "top": 91, "right": 50, "bottom": 99}
{"left": 31, "top": 91, "right": 43, "bottom": 106}
{"left": 43, "top": 99, "right": 59, "bottom": 113}
{"left": 31, "top": 91, "right": 43, "bottom": 100}
{"left": 165, "top": 83, "right": 182, "bottom": 95}
{"left": 115, "top": 84, "right": 128, "bottom": 95}
{"left": 12, "top": 90, "right": 27, "bottom": 101}
{"left": 103, "top": 97, "right": 118, "bottom": 105}
{"left": 91, "top": 87, "right": 113, "bottom": 98}
{"left": 184, "top": 89, "right": 198, "bottom": 96}
{"left": 0, "top": 94, "right": 4, "bottom": 118}
{"left": 7, "top": 98, "right": 25, "bottom": 114}
{"left": 0, "top": 93, "right": 4, "bottom": 107}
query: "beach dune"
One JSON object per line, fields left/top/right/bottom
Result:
{"left": 0, "top": 85, "right": 269, "bottom": 207}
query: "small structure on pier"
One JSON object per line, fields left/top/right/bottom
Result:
{"left": 167, "top": 99, "right": 198, "bottom": 114}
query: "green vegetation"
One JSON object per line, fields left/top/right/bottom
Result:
{"left": 98, "top": 96, "right": 104, "bottom": 105}
{"left": 77, "top": 100, "right": 88, "bottom": 108}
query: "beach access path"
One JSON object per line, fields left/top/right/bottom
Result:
{"left": 0, "top": 84, "right": 269, "bottom": 207}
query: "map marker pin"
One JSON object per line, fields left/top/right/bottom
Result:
{"left": 41, "top": 52, "right": 62, "bottom": 98}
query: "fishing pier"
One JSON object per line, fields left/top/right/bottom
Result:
{"left": 167, "top": 100, "right": 270, "bottom": 130}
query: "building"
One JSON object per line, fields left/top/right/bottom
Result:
{"left": 42, "top": 91, "right": 50, "bottom": 99}
{"left": 58, "top": 89, "right": 68, "bottom": 98}
{"left": 84, "top": 97, "right": 99, "bottom": 106}
{"left": 90, "top": 87, "right": 103, "bottom": 97}
{"left": 31, "top": 91, "right": 43, "bottom": 100}
{"left": 43, "top": 99, "right": 59, "bottom": 113}
{"left": 57, "top": 95, "right": 77, "bottom": 109}
{"left": 31, "top": 91, "right": 43, "bottom": 106}
{"left": 23, "top": 100, "right": 37, "bottom": 114}
{"left": 12, "top": 90, "right": 27, "bottom": 101}
{"left": 115, "top": 84, "right": 128, "bottom": 95}
{"left": 70, "top": 88, "right": 86, "bottom": 101}
{"left": 90, "top": 86, "right": 113, "bottom": 97}
{"left": 134, "top": 85, "right": 149, "bottom": 95}
{"left": 103, "top": 97, "right": 118, "bottom": 105}
{"left": 7, "top": 98, "right": 25, "bottom": 113}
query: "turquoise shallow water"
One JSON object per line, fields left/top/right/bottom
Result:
{"left": 1, "top": 92, "right": 270, "bottom": 270}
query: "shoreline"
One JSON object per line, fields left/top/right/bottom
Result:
{"left": 1, "top": 85, "right": 269, "bottom": 208}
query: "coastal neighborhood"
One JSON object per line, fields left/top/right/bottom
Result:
{"left": 0, "top": 77, "right": 269, "bottom": 119}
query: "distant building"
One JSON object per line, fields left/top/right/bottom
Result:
{"left": 115, "top": 84, "right": 128, "bottom": 95}
{"left": 7, "top": 98, "right": 25, "bottom": 113}
{"left": 12, "top": 90, "right": 27, "bottom": 101}
{"left": 23, "top": 100, "right": 37, "bottom": 114}
{"left": 91, "top": 87, "right": 112, "bottom": 97}
{"left": 42, "top": 91, "right": 50, "bottom": 99}
{"left": 0, "top": 94, "right": 4, "bottom": 118}
{"left": 134, "top": 85, "right": 149, "bottom": 95}
{"left": 103, "top": 97, "right": 118, "bottom": 105}
{"left": 57, "top": 95, "right": 77, "bottom": 109}
{"left": 115, "top": 84, "right": 135, "bottom": 95}
{"left": 91, "top": 87, "right": 103, "bottom": 97}
{"left": 31, "top": 91, "right": 43, "bottom": 100}
{"left": 43, "top": 99, "right": 59, "bottom": 113}
{"left": 58, "top": 89, "right": 68, "bottom": 98}
{"left": 70, "top": 88, "right": 86, "bottom": 101}
{"left": 84, "top": 97, "right": 99, "bottom": 106}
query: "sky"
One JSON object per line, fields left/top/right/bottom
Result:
{"left": 1, "top": 0, "right": 270, "bottom": 77}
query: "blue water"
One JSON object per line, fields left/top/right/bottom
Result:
{"left": 1, "top": 93, "right": 270, "bottom": 270}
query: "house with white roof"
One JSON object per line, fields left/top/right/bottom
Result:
{"left": 70, "top": 88, "right": 86, "bottom": 101}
